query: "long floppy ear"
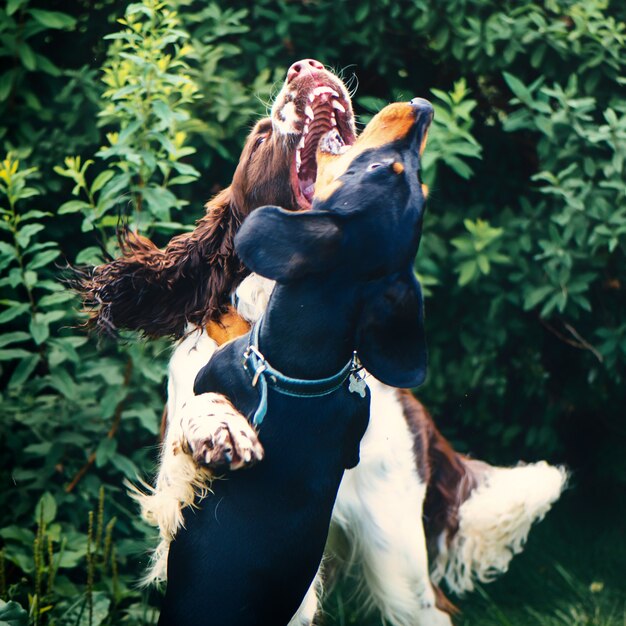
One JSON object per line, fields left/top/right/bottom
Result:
{"left": 74, "top": 187, "right": 247, "bottom": 338}
{"left": 235, "top": 205, "right": 342, "bottom": 283}
{"left": 356, "top": 271, "right": 427, "bottom": 388}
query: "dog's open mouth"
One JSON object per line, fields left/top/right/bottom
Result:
{"left": 293, "top": 86, "right": 354, "bottom": 207}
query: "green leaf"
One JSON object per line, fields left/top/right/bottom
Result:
{"left": 9, "top": 354, "right": 39, "bottom": 387}
{"left": 0, "top": 526, "right": 35, "bottom": 544}
{"left": 458, "top": 260, "right": 478, "bottom": 286}
{"left": 28, "top": 9, "right": 77, "bottom": 30}
{"left": 39, "top": 291, "right": 74, "bottom": 307}
{"left": 61, "top": 592, "right": 110, "bottom": 626}
{"left": 16, "top": 42, "right": 37, "bottom": 71}
{"left": 354, "top": 3, "right": 369, "bottom": 23}
{"left": 0, "top": 331, "right": 30, "bottom": 348}
{"left": 476, "top": 254, "right": 491, "bottom": 274}
{"left": 110, "top": 453, "right": 139, "bottom": 479}
{"left": 95, "top": 438, "right": 117, "bottom": 468}
{"left": 15, "top": 224, "right": 45, "bottom": 248}
{"left": 24, "top": 441, "right": 53, "bottom": 455}
{"left": 21, "top": 211, "right": 50, "bottom": 221}
{"left": 34, "top": 492, "right": 57, "bottom": 524}
{"left": 75, "top": 246, "right": 104, "bottom": 265}
{"left": 91, "top": 170, "right": 115, "bottom": 193}
{"left": 0, "top": 303, "right": 30, "bottom": 324}
{"left": 0, "top": 348, "right": 32, "bottom": 360}
{"left": 0, "top": 599, "right": 29, "bottom": 626}
{"left": 430, "top": 26, "right": 450, "bottom": 51}
{"left": 6, "top": 0, "right": 27, "bottom": 15}
{"left": 125, "top": 407, "right": 159, "bottom": 434}
{"left": 26, "top": 249, "right": 60, "bottom": 270}
{"left": 523, "top": 285, "right": 553, "bottom": 310}
{"left": 34, "top": 53, "right": 62, "bottom": 77}
{"left": 58, "top": 200, "right": 91, "bottom": 215}
{"left": 141, "top": 185, "right": 178, "bottom": 219}
{"left": 29, "top": 315, "right": 49, "bottom": 345}
{"left": 0, "top": 71, "right": 15, "bottom": 102}
{"left": 49, "top": 367, "right": 78, "bottom": 399}
{"left": 0, "top": 242, "right": 18, "bottom": 261}
{"left": 503, "top": 71, "right": 533, "bottom": 106}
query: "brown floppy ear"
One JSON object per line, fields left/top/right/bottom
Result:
{"left": 234, "top": 205, "right": 342, "bottom": 283}
{"left": 356, "top": 271, "right": 427, "bottom": 388}
{"left": 76, "top": 187, "right": 247, "bottom": 338}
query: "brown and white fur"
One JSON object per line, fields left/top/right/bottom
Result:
{"left": 81, "top": 60, "right": 567, "bottom": 625}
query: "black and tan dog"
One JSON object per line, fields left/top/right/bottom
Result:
{"left": 158, "top": 99, "right": 434, "bottom": 626}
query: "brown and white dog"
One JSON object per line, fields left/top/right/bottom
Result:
{"left": 80, "top": 60, "right": 567, "bottom": 625}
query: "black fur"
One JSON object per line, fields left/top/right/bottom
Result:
{"left": 158, "top": 100, "right": 433, "bottom": 626}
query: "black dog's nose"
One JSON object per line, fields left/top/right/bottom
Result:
{"left": 410, "top": 98, "right": 434, "bottom": 119}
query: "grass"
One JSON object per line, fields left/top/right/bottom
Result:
{"left": 322, "top": 485, "right": 626, "bottom": 626}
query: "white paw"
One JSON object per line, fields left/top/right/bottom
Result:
{"left": 181, "top": 394, "right": 264, "bottom": 470}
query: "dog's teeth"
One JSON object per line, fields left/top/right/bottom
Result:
{"left": 309, "top": 92, "right": 315, "bottom": 102}
{"left": 331, "top": 114, "right": 337, "bottom": 127}
{"left": 305, "top": 105, "right": 315, "bottom": 120}
{"left": 312, "top": 86, "right": 339, "bottom": 98}
{"left": 332, "top": 100, "right": 346, "bottom": 113}
{"left": 303, "top": 123, "right": 309, "bottom": 135}
{"left": 296, "top": 150, "right": 302, "bottom": 171}
{"left": 298, "top": 136, "right": 305, "bottom": 149}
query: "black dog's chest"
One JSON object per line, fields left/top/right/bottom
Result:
{"left": 160, "top": 337, "right": 369, "bottom": 626}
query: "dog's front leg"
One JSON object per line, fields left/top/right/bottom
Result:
{"left": 180, "top": 393, "right": 264, "bottom": 470}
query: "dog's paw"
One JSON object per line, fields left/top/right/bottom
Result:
{"left": 181, "top": 394, "right": 264, "bottom": 470}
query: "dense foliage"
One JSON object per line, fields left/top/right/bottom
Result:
{"left": 0, "top": 0, "right": 624, "bottom": 624}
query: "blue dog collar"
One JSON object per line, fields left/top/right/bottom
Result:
{"left": 242, "top": 317, "right": 365, "bottom": 426}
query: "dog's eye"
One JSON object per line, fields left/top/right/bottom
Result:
{"left": 250, "top": 134, "right": 269, "bottom": 156}
{"left": 367, "top": 162, "right": 384, "bottom": 171}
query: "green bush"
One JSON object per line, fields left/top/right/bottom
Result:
{"left": 1, "top": 0, "right": 624, "bottom": 623}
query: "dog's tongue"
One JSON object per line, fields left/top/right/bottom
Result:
{"left": 299, "top": 176, "right": 315, "bottom": 201}
{"left": 302, "top": 100, "right": 334, "bottom": 163}
{"left": 298, "top": 93, "right": 347, "bottom": 204}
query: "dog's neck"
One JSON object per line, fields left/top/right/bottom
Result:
{"left": 257, "top": 279, "right": 360, "bottom": 380}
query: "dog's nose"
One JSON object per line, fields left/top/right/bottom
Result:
{"left": 410, "top": 98, "right": 434, "bottom": 119}
{"left": 287, "top": 59, "right": 325, "bottom": 83}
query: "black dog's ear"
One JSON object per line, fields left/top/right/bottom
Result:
{"left": 356, "top": 271, "right": 427, "bottom": 388}
{"left": 235, "top": 205, "right": 342, "bottom": 282}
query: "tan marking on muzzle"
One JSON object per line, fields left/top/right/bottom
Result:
{"left": 392, "top": 162, "right": 404, "bottom": 175}
{"left": 315, "top": 103, "right": 421, "bottom": 201}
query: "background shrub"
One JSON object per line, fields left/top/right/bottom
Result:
{"left": 1, "top": 0, "right": 624, "bottom": 623}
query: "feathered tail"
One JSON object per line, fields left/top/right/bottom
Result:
{"left": 430, "top": 459, "right": 568, "bottom": 594}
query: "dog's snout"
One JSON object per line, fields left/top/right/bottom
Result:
{"left": 287, "top": 59, "right": 325, "bottom": 83}
{"left": 409, "top": 97, "right": 434, "bottom": 120}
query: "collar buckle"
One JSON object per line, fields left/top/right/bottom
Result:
{"left": 243, "top": 344, "right": 267, "bottom": 387}
{"left": 251, "top": 363, "right": 267, "bottom": 387}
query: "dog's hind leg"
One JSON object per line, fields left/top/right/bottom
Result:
{"left": 331, "top": 381, "right": 452, "bottom": 626}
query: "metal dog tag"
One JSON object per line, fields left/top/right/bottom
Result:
{"left": 348, "top": 372, "right": 367, "bottom": 398}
